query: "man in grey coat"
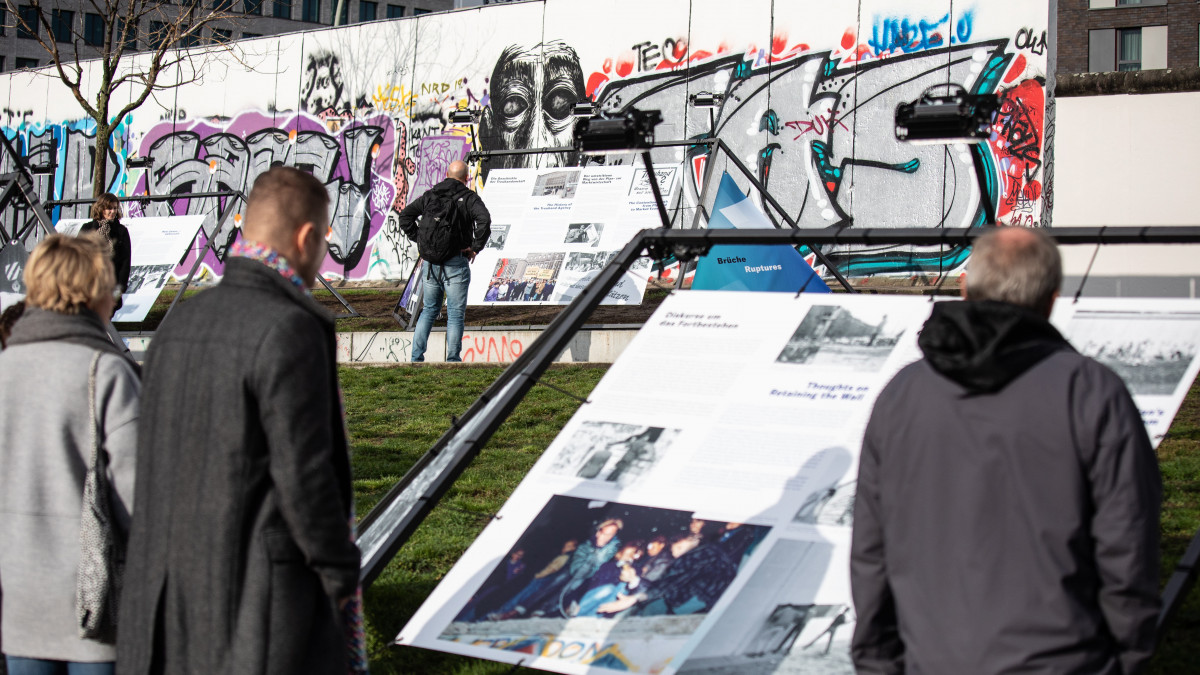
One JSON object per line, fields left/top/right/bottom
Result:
{"left": 851, "top": 227, "right": 1161, "bottom": 674}
{"left": 117, "top": 168, "right": 362, "bottom": 675}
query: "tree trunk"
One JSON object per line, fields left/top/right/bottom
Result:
{"left": 92, "top": 121, "right": 111, "bottom": 198}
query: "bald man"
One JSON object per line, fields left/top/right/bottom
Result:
{"left": 395, "top": 159, "right": 491, "bottom": 362}
{"left": 118, "top": 167, "right": 363, "bottom": 675}
{"left": 851, "top": 227, "right": 1161, "bottom": 675}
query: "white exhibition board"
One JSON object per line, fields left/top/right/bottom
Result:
{"left": 57, "top": 216, "right": 205, "bottom": 323}
{"left": 397, "top": 292, "right": 1200, "bottom": 675}
{"left": 472, "top": 166, "right": 681, "bottom": 307}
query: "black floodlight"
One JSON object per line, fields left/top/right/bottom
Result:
{"left": 572, "top": 100, "right": 598, "bottom": 118}
{"left": 126, "top": 156, "right": 155, "bottom": 169}
{"left": 448, "top": 107, "right": 480, "bottom": 125}
{"left": 895, "top": 84, "right": 998, "bottom": 145}
{"left": 575, "top": 108, "right": 662, "bottom": 155}
{"left": 689, "top": 91, "right": 724, "bottom": 108}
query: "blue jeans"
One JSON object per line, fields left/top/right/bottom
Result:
{"left": 412, "top": 254, "right": 470, "bottom": 362}
{"left": 5, "top": 657, "right": 114, "bottom": 675}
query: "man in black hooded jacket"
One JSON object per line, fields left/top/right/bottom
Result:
{"left": 851, "top": 226, "right": 1161, "bottom": 675}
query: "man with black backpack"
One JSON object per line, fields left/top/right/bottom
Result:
{"left": 396, "top": 160, "right": 492, "bottom": 362}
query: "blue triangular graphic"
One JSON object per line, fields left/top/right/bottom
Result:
{"left": 692, "top": 173, "right": 830, "bottom": 293}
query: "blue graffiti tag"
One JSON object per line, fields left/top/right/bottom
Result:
{"left": 868, "top": 10, "right": 974, "bottom": 56}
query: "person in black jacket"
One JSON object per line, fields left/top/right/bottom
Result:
{"left": 851, "top": 226, "right": 1161, "bottom": 675}
{"left": 395, "top": 160, "right": 491, "bottom": 362}
{"left": 79, "top": 193, "right": 132, "bottom": 310}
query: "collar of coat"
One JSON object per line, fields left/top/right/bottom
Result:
{"left": 221, "top": 256, "right": 334, "bottom": 328}
{"left": 7, "top": 305, "right": 133, "bottom": 363}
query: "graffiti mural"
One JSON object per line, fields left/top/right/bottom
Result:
{"left": 0, "top": 0, "right": 1051, "bottom": 282}
{"left": 133, "top": 111, "right": 395, "bottom": 278}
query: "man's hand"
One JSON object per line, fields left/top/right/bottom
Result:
{"left": 462, "top": 248, "right": 476, "bottom": 263}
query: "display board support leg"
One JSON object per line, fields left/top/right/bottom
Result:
{"left": 162, "top": 197, "right": 243, "bottom": 323}
{"left": 1158, "top": 524, "right": 1200, "bottom": 643}
{"left": 317, "top": 275, "right": 359, "bottom": 318}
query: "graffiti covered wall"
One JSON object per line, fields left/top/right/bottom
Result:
{"left": 0, "top": 0, "right": 1052, "bottom": 281}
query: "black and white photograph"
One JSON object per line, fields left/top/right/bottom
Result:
{"left": 776, "top": 305, "right": 906, "bottom": 372}
{"left": 564, "top": 222, "right": 604, "bottom": 247}
{"left": 547, "top": 421, "right": 682, "bottom": 487}
{"left": 677, "top": 538, "right": 854, "bottom": 675}
{"left": 485, "top": 224, "right": 510, "bottom": 250}
{"left": 1066, "top": 310, "right": 1200, "bottom": 396}
{"left": 793, "top": 481, "right": 856, "bottom": 528}
{"left": 441, "top": 495, "right": 769, "bottom": 631}
{"left": 532, "top": 170, "right": 581, "bottom": 199}
{"left": 564, "top": 250, "right": 617, "bottom": 274}
{"left": 125, "top": 264, "right": 174, "bottom": 294}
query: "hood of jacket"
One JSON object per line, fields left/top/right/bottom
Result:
{"left": 918, "top": 300, "right": 1070, "bottom": 394}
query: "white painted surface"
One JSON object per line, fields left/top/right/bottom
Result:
{"left": 1054, "top": 91, "right": 1200, "bottom": 278}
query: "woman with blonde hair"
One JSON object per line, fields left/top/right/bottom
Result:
{"left": 0, "top": 234, "right": 139, "bottom": 675}
{"left": 79, "top": 194, "right": 131, "bottom": 312}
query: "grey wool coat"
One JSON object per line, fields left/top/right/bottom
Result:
{"left": 0, "top": 308, "right": 140, "bottom": 662}
{"left": 115, "top": 257, "right": 361, "bottom": 675}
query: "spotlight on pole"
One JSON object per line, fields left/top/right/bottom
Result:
{"left": 574, "top": 108, "right": 662, "bottom": 156}
{"left": 894, "top": 84, "right": 998, "bottom": 145}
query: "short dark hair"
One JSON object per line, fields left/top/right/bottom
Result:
{"left": 967, "top": 227, "right": 1062, "bottom": 314}
{"left": 245, "top": 167, "right": 330, "bottom": 238}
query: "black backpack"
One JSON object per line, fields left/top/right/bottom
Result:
{"left": 416, "top": 187, "right": 470, "bottom": 264}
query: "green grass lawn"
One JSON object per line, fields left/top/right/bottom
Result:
{"left": 344, "top": 364, "right": 1200, "bottom": 675}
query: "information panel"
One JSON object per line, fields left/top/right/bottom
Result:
{"left": 397, "top": 293, "right": 1200, "bottom": 674}
{"left": 472, "top": 166, "right": 680, "bottom": 307}
{"left": 57, "top": 216, "right": 205, "bottom": 323}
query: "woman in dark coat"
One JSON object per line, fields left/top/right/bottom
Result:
{"left": 79, "top": 193, "right": 131, "bottom": 308}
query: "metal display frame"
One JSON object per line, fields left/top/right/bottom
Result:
{"left": 356, "top": 223, "right": 1200, "bottom": 622}
{"left": 42, "top": 192, "right": 361, "bottom": 321}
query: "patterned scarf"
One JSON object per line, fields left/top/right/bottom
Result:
{"left": 97, "top": 219, "right": 116, "bottom": 257}
{"left": 229, "top": 239, "right": 307, "bottom": 290}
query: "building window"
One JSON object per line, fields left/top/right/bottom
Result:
{"left": 0, "top": 56, "right": 5, "bottom": 71}
{"left": 359, "top": 0, "right": 376, "bottom": 21}
{"left": 412, "top": 7, "right": 429, "bottom": 15}
{"left": 149, "top": 20, "right": 168, "bottom": 49}
{"left": 16, "top": 57, "right": 38, "bottom": 69}
{"left": 17, "top": 5, "right": 39, "bottom": 39}
{"left": 51, "top": 9, "right": 73, "bottom": 42}
{"left": 301, "top": 0, "right": 319, "bottom": 22}
{"left": 1117, "top": 0, "right": 1142, "bottom": 5}
{"left": 120, "top": 18, "right": 137, "bottom": 50}
{"left": 1117, "top": 28, "right": 1141, "bottom": 71}
{"left": 211, "top": 27, "right": 232, "bottom": 42}
{"left": 386, "top": 3, "right": 403, "bottom": 17}
{"left": 84, "top": 13, "right": 104, "bottom": 46}
{"left": 0, "top": 10, "right": 5, "bottom": 37}
{"left": 335, "top": 0, "right": 347, "bottom": 24}
{"left": 273, "top": 0, "right": 291, "bottom": 19}
{"left": 242, "top": 0, "right": 261, "bottom": 14}
{"left": 180, "top": 26, "right": 200, "bottom": 47}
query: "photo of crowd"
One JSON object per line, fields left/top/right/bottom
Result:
{"left": 446, "top": 496, "right": 769, "bottom": 628}
{"left": 125, "top": 264, "right": 174, "bottom": 294}
{"left": 1067, "top": 310, "right": 1200, "bottom": 396}
{"left": 484, "top": 252, "right": 565, "bottom": 303}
